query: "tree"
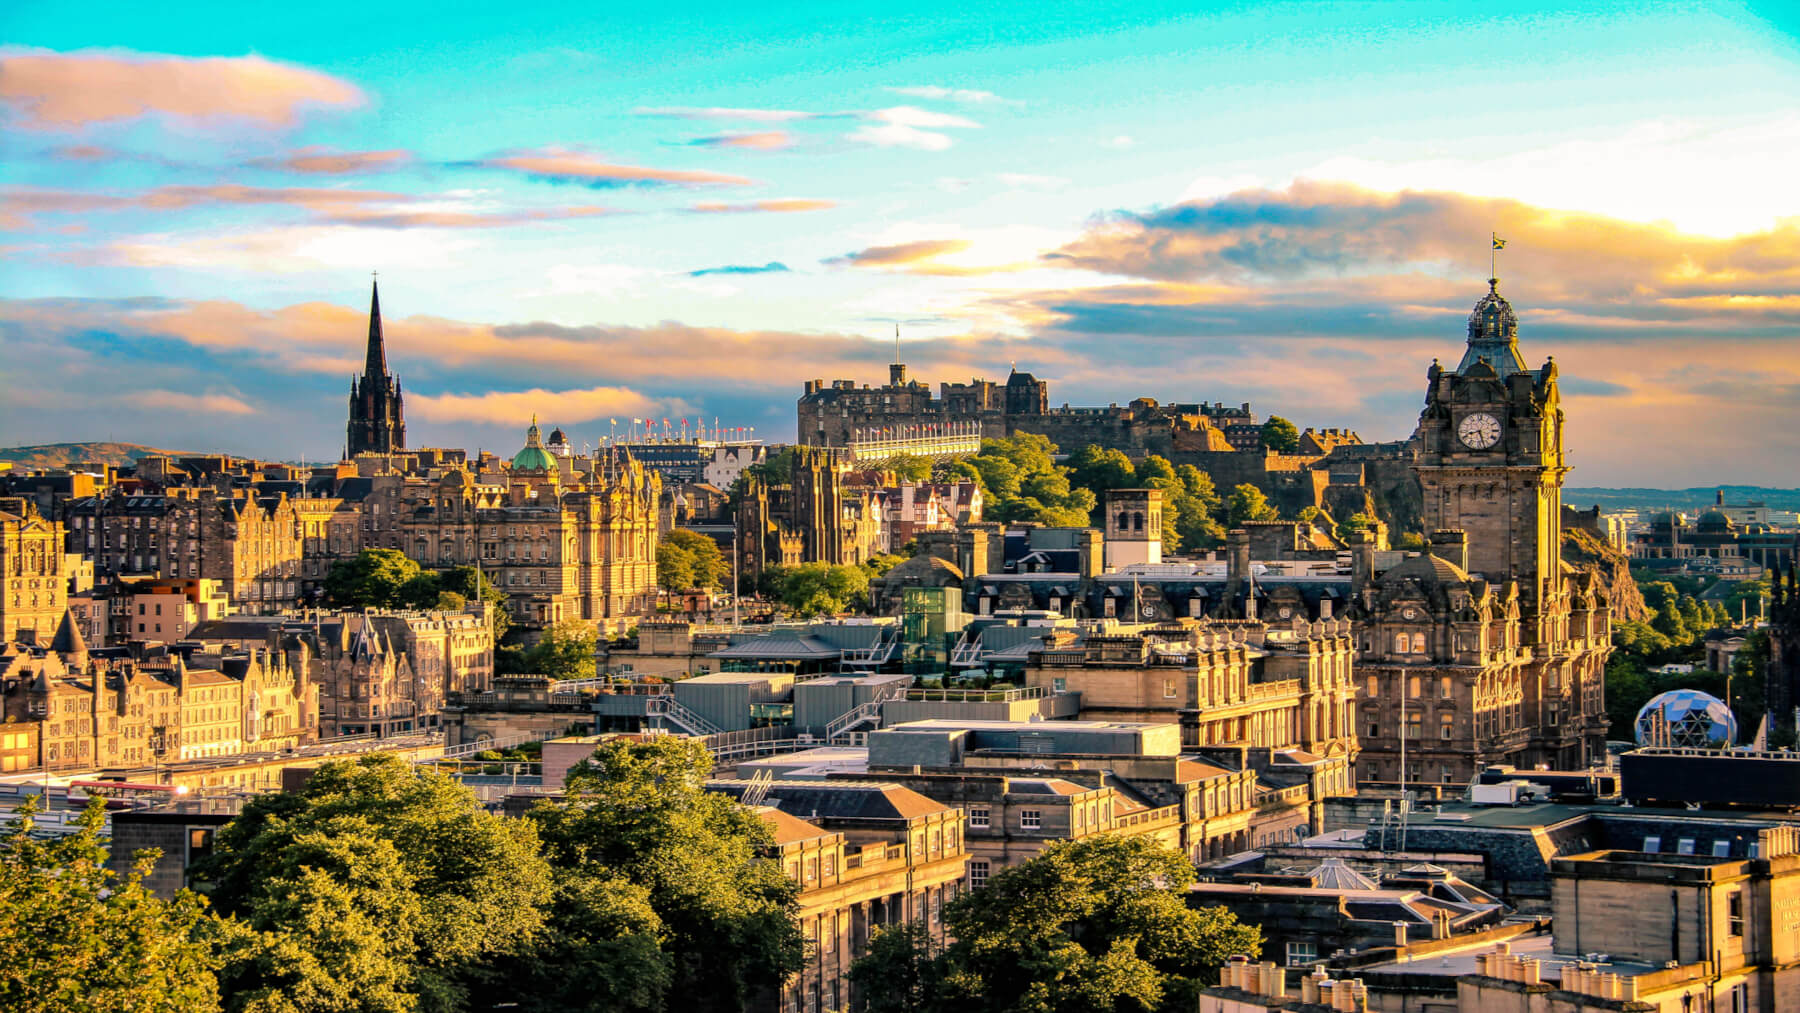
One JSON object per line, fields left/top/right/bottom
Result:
{"left": 662, "top": 530, "right": 727, "bottom": 589}
{"left": 324, "top": 549, "right": 432, "bottom": 609}
{"left": 527, "top": 737, "right": 804, "bottom": 1013}
{"left": 1135, "top": 455, "right": 1177, "bottom": 489}
{"left": 523, "top": 619, "right": 599, "bottom": 681}
{"left": 439, "top": 566, "right": 510, "bottom": 638}
{"left": 887, "top": 454, "right": 933, "bottom": 483}
{"left": 0, "top": 796, "right": 224, "bottom": 1013}
{"left": 657, "top": 539, "right": 696, "bottom": 592}
{"left": 434, "top": 591, "right": 468, "bottom": 611}
{"left": 766, "top": 562, "right": 871, "bottom": 615}
{"left": 851, "top": 835, "right": 1261, "bottom": 1013}
{"left": 196, "top": 755, "right": 555, "bottom": 1013}
{"left": 1067, "top": 445, "right": 1136, "bottom": 505}
{"left": 1224, "top": 484, "right": 1278, "bottom": 527}
{"left": 513, "top": 871, "right": 671, "bottom": 1013}
{"left": 864, "top": 553, "right": 907, "bottom": 579}
{"left": 1260, "top": 416, "right": 1300, "bottom": 453}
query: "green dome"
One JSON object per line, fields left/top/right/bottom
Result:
{"left": 511, "top": 416, "right": 557, "bottom": 472}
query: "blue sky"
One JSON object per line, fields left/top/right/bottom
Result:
{"left": 4, "top": 1, "right": 1800, "bottom": 483}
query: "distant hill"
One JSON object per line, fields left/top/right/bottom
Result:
{"left": 0, "top": 442, "right": 198, "bottom": 471}
{"left": 1565, "top": 486, "right": 1800, "bottom": 512}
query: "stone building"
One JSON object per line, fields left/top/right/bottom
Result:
{"left": 64, "top": 491, "right": 168, "bottom": 577}
{"left": 1353, "top": 279, "right": 1612, "bottom": 784}
{"left": 121, "top": 578, "right": 233, "bottom": 647}
{"left": 189, "top": 605, "right": 494, "bottom": 737}
{"left": 709, "top": 779, "right": 969, "bottom": 1013}
{"left": 346, "top": 280, "right": 406, "bottom": 457}
{"left": 1, "top": 497, "right": 68, "bottom": 643}
{"left": 161, "top": 488, "right": 305, "bottom": 614}
{"left": 736, "top": 445, "right": 885, "bottom": 587}
{"left": 0, "top": 616, "right": 316, "bottom": 772}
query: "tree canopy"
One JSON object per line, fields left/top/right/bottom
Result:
{"left": 1, "top": 797, "right": 224, "bottom": 1013}
{"left": 197, "top": 754, "right": 555, "bottom": 1013}
{"left": 1224, "top": 483, "right": 1279, "bottom": 527}
{"left": 527, "top": 737, "right": 804, "bottom": 1013}
{"left": 658, "top": 529, "right": 728, "bottom": 592}
{"left": 763, "top": 561, "right": 871, "bottom": 615}
{"left": 1259, "top": 416, "right": 1300, "bottom": 453}
{"left": 851, "top": 835, "right": 1261, "bottom": 1013}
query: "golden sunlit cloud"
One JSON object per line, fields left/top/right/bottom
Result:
{"left": 476, "top": 147, "right": 754, "bottom": 186}
{"left": 689, "top": 198, "right": 836, "bottom": 214}
{"left": 0, "top": 48, "right": 364, "bottom": 128}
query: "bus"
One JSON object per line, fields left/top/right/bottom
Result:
{"left": 69, "top": 780, "right": 189, "bottom": 809}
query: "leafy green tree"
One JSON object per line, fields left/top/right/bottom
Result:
{"left": 0, "top": 796, "right": 224, "bottom": 1013}
{"left": 523, "top": 619, "right": 599, "bottom": 681}
{"left": 888, "top": 453, "right": 934, "bottom": 483}
{"left": 1224, "top": 484, "right": 1278, "bottom": 527}
{"left": 766, "top": 562, "right": 871, "bottom": 614}
{"left": 970, "top": 454, "right": 1023, "bottom": 499}
{"left": 657, "top": 540, "right": 697, "bottom": 592}
{"left": 944, "top": 459, "right": 986, "bottom": 490}
{"left": 528, "top": 737, "right": 804, "bottom": 1013}
{"left": 864, "top": 553, "right": 907, "bottom": 578}
{"left": 439, "top": 566, "right": 510, "bottom": 638}
{"left": 1135, "top": 455, "right": 1177, "bottom": 489}
{"left": 1067, "top": 445, "right": 1136, "bottom": 503}
{"left": 663, "top": 529, "right": 728, "bottom": 588}
{"left": 851, "top": 835, "right": 1260, "bottom": 1013}
{"left": 744, "top": 447, "right": 796, "bottom": 484}
{"left": 198, "top": 755, "right": 554, "bottom": 1013}
{"left": 513, "top": 872, "right": 671, "bottom": 1013}
{"left": 1260, "top": 416, "right": 1300, "bottom": 453}
{"left": 434, "top": 591, "right": 468, "bottom": 611}
{"left": 324, "top": 549, "right": 430, "bottom": 609}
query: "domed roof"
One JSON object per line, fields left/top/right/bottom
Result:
{"left": 1648, "top": 511, "right": 1684, "bottom": 530}
{"left": 1634, "top": 689, "right": 1736, "bottom": 748}
{"left": 1457, "top": 279, "right": 1528, "bottom": 376}
{"left": 511, "top": 415, "right": 556, "bottom": 472}
{"left": 1383, "top": 551, "right": 1471, "bottom": 586}
{"left": 548, "top": 427, "right": 568, "bottom": 445}
{"left": 1695, "top": 509, "right": 1734, "bottom": 534}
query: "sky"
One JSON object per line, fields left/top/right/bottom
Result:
{"left": 3, "top": 1, "right": 1799, "bottom": 485}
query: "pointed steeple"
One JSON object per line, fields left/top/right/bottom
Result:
{"left": 365, "top": 277, "right": 388, "bottom": 378}
{"left": 50, "top": 609, "right": 87, "bottom": 660}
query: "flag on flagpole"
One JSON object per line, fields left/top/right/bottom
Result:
{"left": 1491, "top": 233, "right": 1507, "bottom": 250}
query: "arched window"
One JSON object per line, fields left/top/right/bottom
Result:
{"left": 1117, "top": 511, "right": 1131, "bottom": 530}
{"left": 1132, "top": 512, "right": 1145, "bottom": 532}
{"left": 1393, "top": 633, "right": 1409, "bottom": 653}
{"left": 1411, "top": 632, "right": 1427, "bottom": 653}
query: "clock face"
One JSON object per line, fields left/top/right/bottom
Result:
{"left": 1457, "top": 412, "right": 1502, "bottom": 449}
{"left": 1140, "top": 603, "right": 1158, "bottom": 618}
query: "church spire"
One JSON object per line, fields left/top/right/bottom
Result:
{"left": 365, "top": 276, "right": 388, "bottom": 378}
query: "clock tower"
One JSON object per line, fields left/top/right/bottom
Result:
{"left": 1414, "top": 278, "right": 1566, "bottom": 604}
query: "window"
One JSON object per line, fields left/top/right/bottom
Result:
{"left": 1163, "top": 679, "right": 1177, "bottom": 699}
{"left": 1409, "top": 676, "right": 1421, "bottom": 697}
{"left": 1285, "top": 941, "right": 1318, "bottom": 967}
{"left": 968, "top": 806, "right": 990, "bottom": 828}
{"left": 1440, "top": 676, "right": 1453, "bottom": 699}
{"left": 968, "top": 860, "right": 990, "bottom": 888}
{"left": 1020, "top": 809, "right": 1042, "bottom": 830}
{"left": 1440, "top": 714, "right": 1454, "bottom": 740}
{"left": 1727, "top": 890, "right": 1744, "bottom": 937}
{"left": 823, "top": 853, "right": 835, "bottom": 878}
{"left": 1412, "top": 632, "right": 1427, "bottom": 653}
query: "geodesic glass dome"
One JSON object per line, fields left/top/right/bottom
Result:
{"left": 1633, "top": 689, "right": 1737, "bottom": 748}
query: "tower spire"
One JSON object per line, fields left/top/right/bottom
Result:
{"left": 365, "top": 274, "right": 387, "bottom": 378}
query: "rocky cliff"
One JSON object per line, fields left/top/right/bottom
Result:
{"left": 1562, "top": 527, "right": 1648, "bottom": 622}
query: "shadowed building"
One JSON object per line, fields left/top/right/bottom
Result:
{"left": 346, "top": 280, "right": 406, "bottom": 458}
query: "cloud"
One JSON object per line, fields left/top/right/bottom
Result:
{"left": 688, "top": 199, "right": 836, "bottom": 214}
{"left": 1105, "top": 135, "right": 1134, "bottom": 149}
{"left": 686, "top": 131, "right": 792, "bottom": 150}
{"left": 634, "top": 106, "right": 834, "bottom": 122}
{"left": 249, "top": 147, "right": 412, "bottom": 174}
{"left": 827, "top": 239, "right": 973, "bottom": 267}
{"left": 409, "top": 385, "right": 669, "bottom": 425}
{"left": 849, "top": 106, "right": 980, "bottom": 150}
{"left": 887, "top": 86, "right": 1013, "bottom": 105}
{"left": 52, "top": 144, "right": 112, "bottom": 160}
{"left": 4, "top": 183, "right": 617, "bottom": 232}
{"left": 471, "top": 147, "right": 753, "bottom": 187}
{"left": 688, "top": 262, "right": 791, "bottom": 277}
{"left": 0, "top": 47, "right": 363, "bottom": 129}
{"left": 123, "top": 389, "right": 257, "bottom": 415}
